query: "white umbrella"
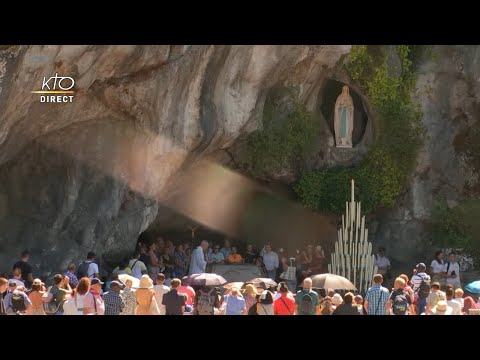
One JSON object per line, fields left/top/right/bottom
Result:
{"left": 309, "top": 273, "right": 357, "bottom": 291}
{"left": 118, "top": 274, "right": 140, "bottom": 289}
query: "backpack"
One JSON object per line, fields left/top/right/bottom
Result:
{"left": 300, "top": 290, "right": 314, "bottom": 314}
{"left": 196, "top": 289, "right": 214, "bottom": 315}
{"left": 418, "top": 275, "right": 431, "bottom": 299}
{"left": 43, "top": 287, "right": 61, "bottom": 315}
{"left": 392, "top": 291, "right": 409, "bottom": 315}
{"left": 77, "top": 261, "right": 91, "bottom": 279}
{"left": 11, "top": 291, "right": 27, "bottom": 312}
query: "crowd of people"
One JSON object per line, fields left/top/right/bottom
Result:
{"left": 0, "top": 243, "right": 479, "bottom": 315}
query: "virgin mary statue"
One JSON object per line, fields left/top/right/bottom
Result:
{"left": 334, "top": 85, "right": 354, "bottom": 148}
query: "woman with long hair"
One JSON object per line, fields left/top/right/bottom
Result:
{"left": 257, "top": 290, "right": 274, "bottom": 315}
{"left": 64, "top": 277, "right": 91, "bottom": 315}
{"left": 430, "top": 250, "right": 445, "bottom": 284}
{"left": 27, "top": 279, "right": 45, "bottom": 315}
{"left": 243, "top": 284, "right": 258, "bottom": 311}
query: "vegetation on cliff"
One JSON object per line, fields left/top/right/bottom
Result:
{"left": 295, "top": 45, "right": 423, "bottom": 214}
{"left": 245, "top": 87, "right": 321, "bottom": 176}
{"left": 431, "top": 198, "right": 480, "bottom": 266}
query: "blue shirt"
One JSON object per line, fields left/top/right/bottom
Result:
{"left": 224, "top": 294, "right": 246, "bottom": 315}
{"left": 364, "top": 284, "right": 390, "bottom": 315}
{"left": 220, "top": 247, "right": 230, "bottom": 259}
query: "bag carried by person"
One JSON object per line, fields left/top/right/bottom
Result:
{"left": 42, "top": 287, "right": 60, "bottom": 315}
{"left": 392, "top": 291, "right": 409, "bottom": 315}
{"left": 149, "top": 295, "right": 161, "bottom": 315}
{"left": 418, "top": 275, "right": 431, "bottom": 299}
{"left": 300, "top": 290, "right": 314, "bottom": 314}
{"left": 76, "top": 261, "right": 91, "bottom": 279}
{"left": 196, "top": 289, "right": 214, "bottom": 315}
{"left": 280, "top": 259, "right": 297, "bottom": 281}
{"left": 11, "top": 291, "right": 28, "bottom": 313}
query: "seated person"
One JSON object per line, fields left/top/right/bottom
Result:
{"left": 226, "top": 246, "right": 244, "bottom": 265}
{"left": 244, "top": 244, "right": 256, "bottom": 264}
{"left": 208, "top": 245, "right": 225, "bottom": 264}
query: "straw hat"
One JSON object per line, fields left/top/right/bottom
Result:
{"left": 431, "top": 300, "right": 453, "bottom": 315}
{"left": 139, "top": 275, "right": 153, "bottom": 289}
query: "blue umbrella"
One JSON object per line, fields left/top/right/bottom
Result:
{"left": 465, "top": 280, "right": 480, "bottom": 294}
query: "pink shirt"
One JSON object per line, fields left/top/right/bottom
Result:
{"left": 83, "top": 291, "right": 105, "bottom": 315}
{"left": 178, "top": 285, "right": 196, "bottom": 306}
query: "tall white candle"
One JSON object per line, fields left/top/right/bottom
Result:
{"left": 345, "top": 203, "right": 349, "bottom": 228}
{"left": 351, "top": 179, "right": 354, "bottom": 203}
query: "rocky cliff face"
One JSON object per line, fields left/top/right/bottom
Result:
{"left": 373, "top": 45, "right": 480, "bottom": 266}
{"left": 0, "top": 45, "right": 350, "bottom": 274}
{"left": 0, "top": 45, "right": 477, "bottom": 276}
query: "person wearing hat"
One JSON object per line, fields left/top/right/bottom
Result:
{"left": 135, "top": 275, "right": 157, "bottom": 315}
{"left": 84, "top": 278, "right": 105, "bottom": 315}
{"left": 430, "top": 300, "right": 453, "bottom": 315}
{"left": 411, "top": 263, "right": 430, "bottom": 315}
{"left": 254, "top": 290, "right": 273, "bottom": 315}
{"left": 102, "top": 280, "right": 125, "bottom": 315}
{"left": 26, "top": 279, "right": 46, "bottom": 315}
{"left": 4, "top": 281, "right": 31, "bottom": 315}
{"left": 331, "top": 293, "right": 343, "bottom": 309}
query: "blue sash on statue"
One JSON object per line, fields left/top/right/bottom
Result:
{"left": 340, "top": 106, "right": 347, "bottom": 138}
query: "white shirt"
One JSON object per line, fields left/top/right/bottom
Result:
{"left": 375, "top": 256, "right": 390, "bottom": 274}
{"left": 153, "top": 285, "right": 170, "bottom": 315}
{"left": 64, "top": 293, "right": 87, "bottom": 315}
{"left": 442, "top": 262, "right": 460, "bottom": 284}
{"left": 411, "top": 272, "right": 429, "bottom": 293}
{"left": 85, "top": 261, "right": 99, "bottom": 279}
{"left": 263, "top": 252, "right": 279, "bottom": 271}
{"left": 453, "top": 297, "right": 464, "bottom": 309}
{"left": 189, "top": 246, "right": 207, "bottom": 275}
{"left": 430, "top": 259, "right": 444, "bottom": 275}
{"left": 8, "top": 278, "right": 25, "bottom": 288}
{"left": 446, "top": 299, "right": 462, "bottom": 315}
{"left": 129, "top": 259, "right": 147, "bottom": 279}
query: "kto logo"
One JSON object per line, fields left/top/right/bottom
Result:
{"left": 31, "top": 73, "right": 75, "bottom": 103}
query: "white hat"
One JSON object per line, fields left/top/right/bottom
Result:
{"left": 332, "top": 293, "right": 343, "bottom": 306}
{"left": 431, "top": 300, "right": 453, "bottom": 315}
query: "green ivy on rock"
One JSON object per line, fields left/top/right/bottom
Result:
{"left": 246, "top": 87, "right": 321, "bottom": 176}
{"left": 295, "top": 45, "right": 423, "bottom": 214}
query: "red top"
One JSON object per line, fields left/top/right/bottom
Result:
{"left": 274, "top": 294, "right": 296, "bottom": 315}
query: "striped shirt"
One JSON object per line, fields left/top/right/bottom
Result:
{"left": 411, "top": 272, "right": 429, "bottom": 294}
{"left": 364, "top": 285, "right": 389, "bottom": 315}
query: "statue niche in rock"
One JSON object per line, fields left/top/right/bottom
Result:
{"left": 334, "top": 85, "right": 354, "bottom": 148}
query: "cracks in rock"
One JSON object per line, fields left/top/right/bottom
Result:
{"left": 87, "top": 45, "right": 192, "bottom": 94}
{"left": 223, "top": 147, "right": 241, "bottom": 169}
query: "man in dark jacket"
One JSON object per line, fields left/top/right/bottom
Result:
{"left": 333, "top": 292, "right": 359, "bottom": 315}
